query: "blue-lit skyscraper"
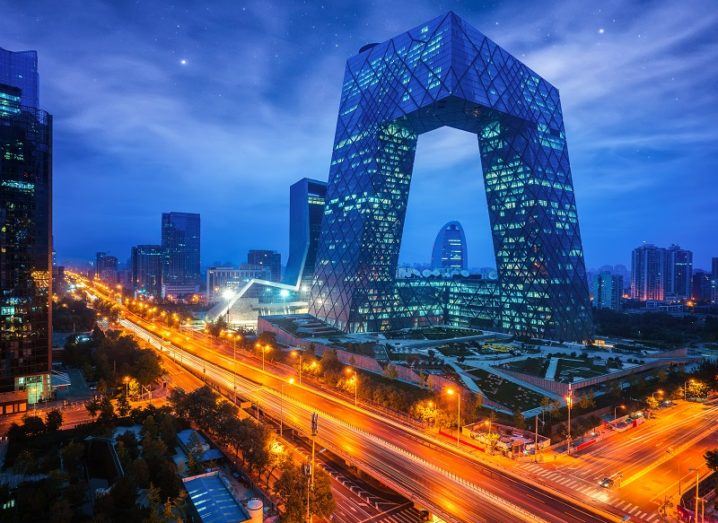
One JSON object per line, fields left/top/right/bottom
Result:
{"left": 161, "top": 212, "right": 200, "bottom": 289}
{"left": 0, "top": 47, "right": 52, "bottom": 408}
{"left": 284, "top": 178, "right": 327, "bottom": 286}
{"left": 431, "top": 221, "right": 467, "bottom": 271}
{"left": 0, "top": 47, "right": 39, "bottom": 109}
{"left": 309, "top": 13, "right": 592, "bottom": 340}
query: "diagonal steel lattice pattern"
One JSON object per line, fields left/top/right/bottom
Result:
{"left": 309, "top": 12, "right": 592, "bottom": 341}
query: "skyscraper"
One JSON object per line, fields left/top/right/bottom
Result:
{"left": 131, "top": 245, "right": 163, "bottom": 298}
{"left": 161, "top": 212, "right": 200, "bottom": 294}
{"left": 712, "top": 257, "right": 718, "bottom": 304}
{"left": 248, "top": 250, "right": 281, "bottom": 282}
{"left": 591, "top": 271, "right": 623, "bottom": 311}
{"left": 95, "top": 252, "right": 118, "bottom": 283}
{"left": 631, "top": 244, "right": 666, "bottom": 301}
{"left": 0, "top": 47, "right": 52, "bottom": 410}
{"left": 430, "top": 221, "right": 467, "bottom": 271}
{"left": 284, "top": 178, "right": 327, "bottom": 286}
{"left": 665, "top": 244, "right": 692, "bottom": 301}
{"left": 309, "top": 13, "right": 592, "bottom": 340}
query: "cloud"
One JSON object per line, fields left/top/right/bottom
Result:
{"left": 0, "top": 0, "right": 715, "bottom": 268}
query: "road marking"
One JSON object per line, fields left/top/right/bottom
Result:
{"left": 628, "top": 505, "right": 638, "bottom": 514}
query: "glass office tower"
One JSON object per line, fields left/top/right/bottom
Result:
{"left": 131, "top": 245, "right": 164, "bottom": 298}
{"left": 247, "top": 250, "right": 281, "bottom": 282}
{"left": 284, "top": 178, "right": 327, "bottom": 286}
{"left": 0, "top": 47, "right": 52, "bottom": 408}
{"left": 309, "top": 13, "right": 592, "bottom": 341}
{"left": 431, "top": 221, "right": 468, "bottom": 271}
{"left": 161, "top": 212, "right": 200, "bottom": 286}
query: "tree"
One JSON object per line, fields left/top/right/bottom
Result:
{"left": 98, "top": 394, "right": 116, "bottom": 423}
{"left": 45, "top": 409, "right": 63, "bottom": 432}
{"left": 85, "top": 396, "right": 101, "bottom": 419}
{"left": 187, "top": 432, "right": 206, "bottom": 475}
{"left": 49, "top": 496, "right": 73, "bottom": 523}
{"left": 274, "top": 461, "right": 307, "bottom": 523}
{"left": 117, "top": 393, "right": 131, "bottom": 416}
{"left": 705, "top": 449, "right": 718, "bottom": 473}
{"left": 243, "top": 424, "right": 271, "bottom": 474}
{"left": 645, "top": 395, "right": 659, "bottom": 410}
{"left": 23, "top": 415, "right": 46, "bottom": 436}
{"left": 384, "top": 364, "right": 398, "bottom": 380}
{"left": 310, "top": 468, "right": 336, "bottom": 519}
{"left": 134, "top": 349, "right": 163, "bottom": 387}
{"left": 61, "top": 441, "right": 85, "bottom": 473}
{"left": 513, "top": 408, "right": 526, "bottom": 430}
{"left": 687, "top": 380, "right": 709, "bottom": 399}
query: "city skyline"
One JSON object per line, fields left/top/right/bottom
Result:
{"left": 0, "top": 0, "right": 716, "bottom": 269}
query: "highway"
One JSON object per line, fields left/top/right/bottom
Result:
{"left": 74, "top": 273, "right": 616, "bottom": 522}
{"left": 116, "top": 313, "right": 614, "bottom": 523}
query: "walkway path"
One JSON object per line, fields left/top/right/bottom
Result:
{"left": 446, "top": 361, "right": 482, "bottom": 393}
{"left": 545, "top": 357, "right": 559, "bottom": 380}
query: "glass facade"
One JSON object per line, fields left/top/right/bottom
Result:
{"left": 0, "top": 47, "right": 52, "bottom": 402}
{"left": 161, "top": 212, "right": 200, "bottom": 287}
{"left": 247, "top": 250, "right": 281, "bottom": 283}
{"left": 131, "top": 245, "right": 163, "bottom": 297}
{"left": 431, "top": 221, "right": 467, "bottom": 270}
{"left": 284, "top": 178, "right": 327, "bottom": 286}
{"left": 309, "top": 12, "right": 592, "bottom": 341}
{"left": 0, "top": 47, "right": 39, "bottom": 109}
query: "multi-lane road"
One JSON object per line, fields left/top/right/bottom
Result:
{"left": 113, "top": 309, "right": 615, "bottom": 523}
{"left": 68, "top": 276, "right": 718, "bottom": 522}
{"left": 516, "top": 399, "right": 718, "bottom": 521}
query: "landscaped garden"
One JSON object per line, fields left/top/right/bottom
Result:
{"left": 384, "top": 326, "right": 482, "bottom": 340}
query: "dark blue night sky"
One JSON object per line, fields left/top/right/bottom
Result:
{"left": 1, "top": 0, "right": 716, "bottom": 270}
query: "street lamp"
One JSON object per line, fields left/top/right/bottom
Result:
{"left": 566, "top": 385, "right": 573, "bottom": 455}
{"left": 291, "top": 349, "right": 303, "bottom": 384}
{"left": 262, "top": 344, "right": 271, "bottom": 371}
{"left": 230, "top": 333, "right": 242, "bottom": 404}
{"left": 280, "top": 377, "right": 295, "bottom": 438}
{"left": 123, "top": 376, "right": 131, "bottom": 398}
{"left": 689, "top": 468, "right": 702, "bottom": 522}
{"left": 345, "top": 367, "right": 359, "bottom": 406}
{"left": 614, "top": 404, "right": 626, "bottom": 420}
{"left": 446, "top": 387, "right": 461, "bottom": 447}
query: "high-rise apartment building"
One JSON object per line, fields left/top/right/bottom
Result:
{"left": 665, "top": 244, "right": 692, "bottom": 301}
{"left": 631, "top": 244, "right": 667, "bottom": 301}
{"left": 691, "top": 270, "right": 712, "bottom": 303}
{"left": 591, "top": 271, "right": 623, "bottom": 311}
{"left": 95, "top": 251, "right": 118, "bottom": 283}
{"left": 131, "top": 245, "right": 163, "bottom": 298}
{"left": 248, "top": 250, "right": 281, "bottom": 282}
{"left": 309, "top": 13, "right": 592, "bottom": 340}
{"left": 631, "top": 244, "right": 694, "bottom": 303}
{"left": 712, "top": 257, "right": 718, "bottom": 304}
{"left": 161, "top": 212, "right": 200, "bottom": 289}
{"left": 430, "top": 221, "right": 468, "bottom": 271}
{"left": 0, "top": 47, "right": 52, "bottom": 410}
{"left": 284, "top": 178, "right": 327, "bottom": 286}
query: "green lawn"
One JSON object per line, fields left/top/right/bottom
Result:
{"left": 500, "top": 357, "right": 550, "bottom": 378}
{"left": 555, "top": 358, "right": 609, "bottom": 382}
{"left": 468, "top": 368, "right": 546, "bottom": 412}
